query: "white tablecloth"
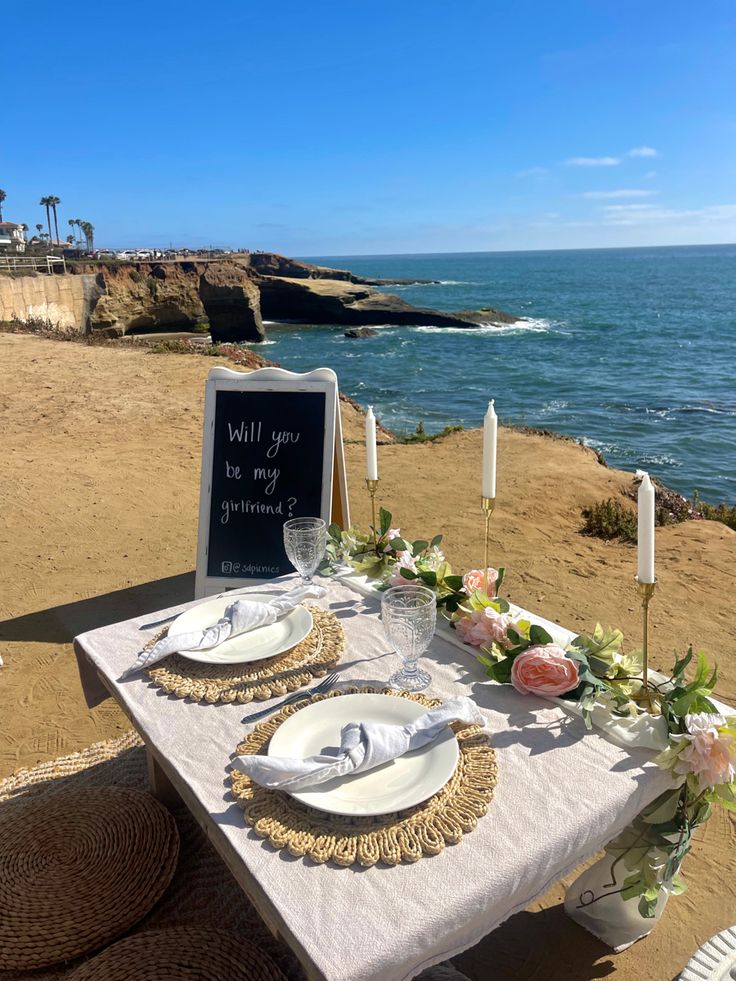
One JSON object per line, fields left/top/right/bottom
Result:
{"left": 74, "top": 576, "right": 673, "bottom": 981}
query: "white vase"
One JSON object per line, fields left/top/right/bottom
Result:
{"left": 564, "top": 853, "right": 672, "bottom": 951}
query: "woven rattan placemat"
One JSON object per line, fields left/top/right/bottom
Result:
{"left": 0, "top": 786, "right": 179, "bottom": 971}
{"left": 145, "top": 605, "right": 344, "bottom": 704}
{"left": 230, "top": 687, "right": 497, "bottom": 868}
{"left": 68, "top": 927, "right": 287, "bottom": 981}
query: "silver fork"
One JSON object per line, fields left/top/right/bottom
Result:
{"left": 241, "top": 672, "right": 340, "bottom": 724}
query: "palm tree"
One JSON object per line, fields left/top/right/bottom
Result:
{"left": 73, "top": 217, "right": 84, "bottom": 246}
{"left": 81, "top": 221, "right": 95, "bottom": 252}
{"left": 49, "top": 196, "right": 61, "bottom": 245}
{"left": 0, "top": 189, "right": 6, "bottom": 221}
{"left": 35, "top": 223, "right": 43, "bottom": 236}
{"left": 39, "top": 196, "right": 53, "bottom": 243}
{"left": 66, "top": 234, "right": 74, "bottom": 244}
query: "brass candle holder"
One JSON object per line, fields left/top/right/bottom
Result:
{"left": 366, "top": 478, "right": 379, "bottom": 547}
{"left": 636, "top": 577, "right": 657, "bottom": 711}
{"left": 481, "top": 496, "right": 496, "bottom": 593}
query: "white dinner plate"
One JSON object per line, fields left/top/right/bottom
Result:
{"left": 268, "top": 693, "right": 459, "bottom": 816}
{"left": 167, "top": 594, "right": 313, "bottom": 665}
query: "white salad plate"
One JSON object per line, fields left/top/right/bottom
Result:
{"left": 168, "top": 594, "right": 313, "bottom": 665}
{"left": 268, "top": 692, "right": 459, "bottom": 816}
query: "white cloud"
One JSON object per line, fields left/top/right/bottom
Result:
{"left": 601, "top": 202, "right": 736, "bottom": 227}
{"left": 566, "top": 156, "right": 621, "bottom": 166}
{"left": 644, "top": 170, "right": 657, "bottom": 179}
{"left": 583, "top": 189, "right": 657, "bottom": 199}
{"left": 516, "top": 166, "right": 548, "bottom": 178}
{"left": 627, "top": 146, "right": 658, "bottom": 158}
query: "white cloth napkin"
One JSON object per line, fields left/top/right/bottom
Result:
{"left": 121, "top": 583, "right": 323, "bottom": 679}
{"left": 231, "top": 695, "right": 484, "bottom": 792}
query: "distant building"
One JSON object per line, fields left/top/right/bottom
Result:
{"left": 0, "top": 221, "right": 26, "bottom": 254}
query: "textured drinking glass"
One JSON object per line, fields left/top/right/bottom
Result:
{"left": 381, "top": 585, "right": 437, "bottom": 692}
{"left": 283, "top": 518, "right": 327, "bottom": 586}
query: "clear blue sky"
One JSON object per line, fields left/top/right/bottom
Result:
{"left": 2, "top": 1, "right": 735, "bottom": 254}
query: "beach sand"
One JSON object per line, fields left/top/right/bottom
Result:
{"left": 1, "top": 332, "right": 734, "bottom": 980}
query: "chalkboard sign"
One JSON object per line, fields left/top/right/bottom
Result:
{"left": 194, "top": 367, "right": 349, "bottom": 597}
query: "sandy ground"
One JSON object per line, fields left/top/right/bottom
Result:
{"left": 1, "top": 333, "right": 734, "bottom": 980}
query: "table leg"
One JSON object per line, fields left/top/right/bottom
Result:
{"left": 146, "top": 749, "right": 182, "bottom": 807}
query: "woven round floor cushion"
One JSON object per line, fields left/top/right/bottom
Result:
{"left": 0, "top": 787, "right": 179, "bottom": 970}
{"left": 68, "top": 927, "right": 287, "bottom": 981}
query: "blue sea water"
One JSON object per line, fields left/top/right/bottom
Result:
{"left": 255, "top": 245, "right": 736, "bottom": 503}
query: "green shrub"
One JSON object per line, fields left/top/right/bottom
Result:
{"left": 129, "top": 269, "right": 142, "bottom": 283}
{"left": 581, "top": 498, "right": 638, "bottom": 542}
{"left": 403, "top": 423, "right": 464, "bottom": 444}
{"left": 694, "top": 493, "right": 736, "bottom": 532}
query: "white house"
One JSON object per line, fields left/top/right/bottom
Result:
{"left": 0, "top": 222, "right": 27, "bottom": 254}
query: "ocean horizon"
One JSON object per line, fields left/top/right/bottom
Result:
{"left": 257, "top": 244, "right": 735, "bottom": 503}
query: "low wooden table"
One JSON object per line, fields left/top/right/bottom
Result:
{"left": 74, "top": 576, "right": 671, "bottom": 981}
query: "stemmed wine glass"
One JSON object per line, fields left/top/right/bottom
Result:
{"left": 381, "top": 585, "right": 437, "bottom": 692}
{"left": 283, "top": 517, "right": 327, "bottom": 587}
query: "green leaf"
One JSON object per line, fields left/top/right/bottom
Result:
{"left": 379, "top": 507, "right": 392, "bottom": 536}
{"left": 638, "top": 892, "right": 660, "bottom": 918}
{"left": 621, "top": 883, "right": 643, "bottom": 901}
{"left": 529, "top": 624, "right": 553, "bottom": 645}
{"left": 671, "top": 646, "right": 694, "bottom": 681}
{"left": 669, "top": 872, "right": 687, "bottom": 896}
{"left": 328, "top": 522, "right": 343, "bottom": 540}
{"left": 443, "top": 575, "right": 465, "bottom": 593}
{"left": 418, "top": 570, "right": 437, "bottom": 588}
{"left": 398, "top": 567, "right": 417, "bottom": 580}
{"left": 642, "top": 791, "right": 681, "bottom": 825}
{"left": 387, "top": 538, "right": 408, "bottom": 552}
{"left": 485, "top": 657, "right": 513, "bottom": 683}
{"left": 412, "top": 539, "right": 429, "bottom": 554}
{"left": 495, "top": 567, "right": 506, "bottom": 593}
{"left": 430, "top": 534, "right": 443, "bottom": 548}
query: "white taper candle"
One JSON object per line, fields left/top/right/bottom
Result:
{"left": 637, "top": 472, "right": 655, "bottom": 583}
{"left": 482, "top": 400, "right": 497, "bottom": 498}
{"left": 365, "top": 406, "right": 378, "bottom": 481}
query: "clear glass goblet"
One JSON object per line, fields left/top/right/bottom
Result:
{"left": 283, "top": 517, "right": 327, "bottom": 586}
{"left": 381, "top": 585, "right": 437, "bottom": 692}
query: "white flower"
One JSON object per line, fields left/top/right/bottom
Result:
{"left": 673, "top": 713, "right": 736, "bottom": 792}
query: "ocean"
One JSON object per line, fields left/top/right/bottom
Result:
{"left": 255, "top": 245, "right": 736, "bottom": 503}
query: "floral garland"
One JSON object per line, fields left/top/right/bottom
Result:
{"left": 323, "top": 507, "right": 504, "bottom": 604}
{"left": 324, "top": 510, "right": 736, "bottom": 916}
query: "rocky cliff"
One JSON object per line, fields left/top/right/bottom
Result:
{"left": 57, "top": 252, "right": 516, "bottom": 339}
{"left": 257, "top": 275, "right": 514, "bottom": 328}
{"left": 238, "top": 252, "right": 438, "bottom": 286}
{"left": 72, "top": 260, "right": 264, "bottom": 342}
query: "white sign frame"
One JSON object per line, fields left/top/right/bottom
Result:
{"left": 194, "top": 365, "right": 348, "bottom": 598}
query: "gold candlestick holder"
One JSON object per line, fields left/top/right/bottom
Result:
{"left": 481, "top": 496, "right": 496, "bottom": 593}
{"left": 636, "top": 577, "right": 657, "bottom": 711}
{"left": 366, "top": 478, "right": 379, "bottom": 547}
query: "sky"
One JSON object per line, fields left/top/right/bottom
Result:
{"left": 2, "top": 1, "right": 735, "bottom": 255}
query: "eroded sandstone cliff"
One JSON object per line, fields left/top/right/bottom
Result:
{"left": 61, "top": 252, "right": 516, "bottom": 339}
{"left": 72, "top": 260, "right": 264, "bottom": 342}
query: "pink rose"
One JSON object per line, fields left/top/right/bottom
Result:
{"left": 455, "top": 608, "right": 519, "bottom": 649}
{"left": 463, "top": 568, "right": 499, "bottom": 597}
{"left": 510, "top": 644, "right": 580, "bottom": 697}
{"left": 674, "top": 713, "right": 736, "bottom": 792}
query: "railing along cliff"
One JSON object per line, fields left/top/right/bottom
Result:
{"left": 0, "top": 255, "right": 67, "bottom": 275}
